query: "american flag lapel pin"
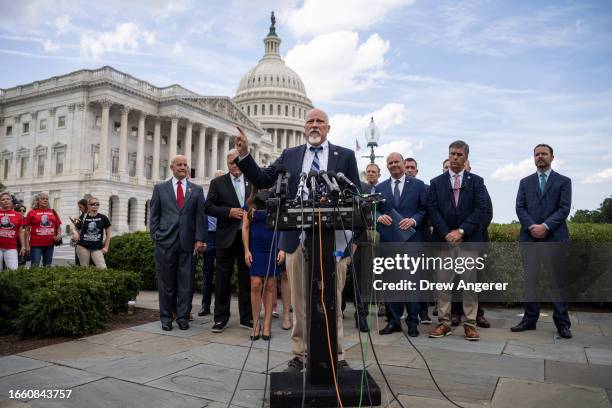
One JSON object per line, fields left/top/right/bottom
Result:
{"left": 334, "top": 151, "right": 338, "bottom": 156}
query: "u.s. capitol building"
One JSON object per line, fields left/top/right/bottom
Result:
{"left": 0, "top": 14, "right": 312, "bottom": 234}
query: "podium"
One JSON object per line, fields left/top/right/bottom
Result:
{"left": 268, "top": 198, "right": 382, "bottom": 407}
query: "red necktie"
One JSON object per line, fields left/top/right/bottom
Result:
{"left": 177, "top": 180, "right": 184, "bottom": 208}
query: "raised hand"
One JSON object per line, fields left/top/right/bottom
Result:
{"left": 235, "top": 126, "right": 249, "bottom": 157}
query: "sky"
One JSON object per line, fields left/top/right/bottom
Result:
{"left": 1, "top": 0, "right": 611, "bottom": 222}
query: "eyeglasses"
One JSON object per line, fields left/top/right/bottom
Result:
{"left": 89, "top": 203, "right": 100, "bottom": 206}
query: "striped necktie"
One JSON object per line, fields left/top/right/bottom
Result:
{"left": 309, "top": 146, "right": 323, "bottom": 172}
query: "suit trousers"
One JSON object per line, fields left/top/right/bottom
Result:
{"left": 520, "top": 243, "right": 570, "bottom": 329}
{"left": 213, "top": 234, "right": 251, "bottom": 324}
{"left": 155, "top": 240, "right": 195, "bottom": 324}
{"left": 436, "top": 246, "right": 479, "bottom": 328}
{"left": 286, "top": 245, "right": 348, "bottom": 361}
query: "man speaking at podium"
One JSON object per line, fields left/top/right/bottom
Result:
{"left": 234, "top": 108, "right": 360, "bottom": 372}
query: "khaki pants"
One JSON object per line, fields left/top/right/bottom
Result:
{"left": 76, "top": 245, "right": 107, "bottom": 269}
{"left": 286, "top": 245, "right": 348, "bottom": 361}
{"left": 436, "top": 246, "right": 478, "bottom": 327}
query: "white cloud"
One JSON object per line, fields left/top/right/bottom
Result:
{"left": 55, "top": 15, "right": 70, "bottom": 36}
{"left": 583, "top": 168, "right": 612, "bottom": 184}
{"left": 80, "top": 23, "right": 156, "bottom": 59}
{"left": 283, "top": 0, "right": 414, "bottom": 37}
{"left": 43, "top": 40, "right": 60, "bottom": 52}
{"left": 285, "top": 31, "right": 389, "bottom": 101}
{"left": 491, "top": 158, "right": 563, "bottom": 181}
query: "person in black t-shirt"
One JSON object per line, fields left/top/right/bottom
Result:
{"left": 71, "top": 197, "right": 111, "bottom": 269}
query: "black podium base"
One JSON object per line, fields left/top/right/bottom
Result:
{"left": 270, "top": 369, "right": 381, "bottom": 407}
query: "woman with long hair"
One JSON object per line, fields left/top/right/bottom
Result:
{"left": 0, "top": 191, "right": 25, "bottom": 270}
{"left": 242, "top": 187, "right": 282, "bottom": 341}
{"left": 24, "top": 193, "right": 62, "bottom": 267}
{"left": 71, "top": 197, "right": 111, "bottom": 268}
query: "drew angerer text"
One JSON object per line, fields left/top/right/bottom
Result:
{"left": 372, "top": 279, "right": 509, "bottom": 293}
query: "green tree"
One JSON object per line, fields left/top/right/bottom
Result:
{"left": 600, "top": 196, "right": 612, "bottom": 223}
{"left": 571, "top": 195, "right": 612, "bottom": 223}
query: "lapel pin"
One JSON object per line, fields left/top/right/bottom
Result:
{"left": 333, "top": 151, "right": 338, "bottom": 156}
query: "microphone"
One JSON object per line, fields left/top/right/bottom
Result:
{"left": 275, "top": 164, "right": 287, "bottom": 196}
{"left": 336, "top": 172, "right": 359, "bottom": 192}
{"left": 319, "top": 170, "right": 340, "bottom": 194}
{"left": 326, "top": 171, "right": 342, "bottom": 191}
{"left": 308, "top": 170, "right": 319, "bottom": 198}
{"left": 296, "top": 172, "right": 307, "bottom": 199}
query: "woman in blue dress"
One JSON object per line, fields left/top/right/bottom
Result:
{"left": 242, "top": 188, "right": 282, "bottom": 340}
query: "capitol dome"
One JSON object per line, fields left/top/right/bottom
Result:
{"left": 233, "top": 12, "right": 313, "bottom": 160}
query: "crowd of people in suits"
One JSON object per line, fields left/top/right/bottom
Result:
{"left": 147, "top": 107, "right": 574, "bottom": 374}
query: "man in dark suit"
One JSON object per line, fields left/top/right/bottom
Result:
{"left": 428, "top": 141, "right": 487, "bottom": 341}
{"left": 403, "top": 157, "right": 433, "bottom": 325}
{"left": 234, "top": 108, "right": 360, "bottom": 372}
{"left": 511, "top": 144, "right": 572, "bottom": 338}
{"left": 377, "top": 152, "right": 428, "bottom": 337}
{"left": 205, "top": 149, "right": 253, "bottom": 333}
{"left": 450, "top": 159, "right": 492, "bottom": 328}
{"left": 149, "top": 155, "right": 207, "bottom": 331}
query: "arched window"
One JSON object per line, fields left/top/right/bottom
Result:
{"left": 285, "top": 105, "right": 288, "bottom": 116}
{"left": 269, "top": 104, "right": 273, "bottom": 115}
{"left": 277, "top": 105, "right": 281, "bottom": 115}
{"left": 261, "top": 104, "right": 265, "bottom": 115}
{"left": 254, "top": 105, "right": 258, "bottom": 115}
{"left": 247, "top": 105, "right": 251, "bottom": 116}
{"left": 292, "top": 106, "right": 296, "bottom": 117}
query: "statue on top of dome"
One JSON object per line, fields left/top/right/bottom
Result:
{"left": 268, "top": 11, "right": 277, "bottom": 36}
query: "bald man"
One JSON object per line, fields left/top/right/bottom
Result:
{"left": 234, "top": 108, "right": 361, "bottom": 372}
{"left": 149, "top": 155, "right": 207, "bottom": 331}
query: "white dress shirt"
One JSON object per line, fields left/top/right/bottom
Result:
{"left": 231, "top": 174, "right": 245, "bottom": 206}
{"left": 172, "top": 176, "right": 186, "bottom": 200}
{"left": 390, "top": 174, "right": 406, "bottom": 196}
{"left": 448, "top": 169, "right": 465, "bottom": 188}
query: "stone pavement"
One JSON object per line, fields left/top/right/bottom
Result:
{"left": 1, "top": 291, "right": 611, "bottom": 408}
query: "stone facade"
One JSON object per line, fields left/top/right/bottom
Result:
{"left": 0, "top": 67, "right": 268, "bottom": 234}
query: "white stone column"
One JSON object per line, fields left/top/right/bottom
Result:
{"left": 152, "top": 118, "right": 161, "bottom": 181}
{"left": 222, "top": 133, "right": 230, "bottom": 162}
{"left": 65, "top": 104, "right": 75, "bottom": 174}
{"left": 136, "top": 111, "right": 146, "bottom": 181}
{"left": 210, "top": 129, "right": 219, "bottom": 173}
{"left": 197, "top": 125, "right": 206, "bottom": 180}
{"left": 46, "top": 108, "right": 55, "bottom": 177}
{"left": 169, "top": 115, "right": 179, "bottom": 160}
{"left": 97, "top": 99, "right": 111, "bottom": 174}
{"left": 77, "top": 102, "right": 88, "bottom": 174}
{"left": 118, "top": 106, "right": 130, "bottom": 179}
{"left": 280, "top": 129, "right": 287, "bottom": 151}
{"left": 29, "top": 112, "right": 38, "bottom": 178}
{"left": 135, "top": 199, "right": 147, "bottom": 230}
{"left": 184, "top": 120, "right": 193, "bottom": 165}
{"left": 116, "top": 197, "right": 129, "bottom": 234}
{"left": 271, "top": 129, "right": 277, "bottom": 153}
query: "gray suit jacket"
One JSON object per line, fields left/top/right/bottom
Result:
{"left": 149, "top": 179, "right": 207, "bottom": 251}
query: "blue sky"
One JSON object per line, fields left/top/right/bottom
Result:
{"left": 1, "top": 0, "right": 611, "bottom": 222}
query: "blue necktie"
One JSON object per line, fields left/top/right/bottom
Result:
{"left": 393, "top": 179, "right": 401, "bottom": 207}
{"left": 539, "top": 173, "right": 547, "bottom": 193}
{"left": 309, "top": 146, "right": 322, "bottom": 172}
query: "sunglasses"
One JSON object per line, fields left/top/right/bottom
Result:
{"left": 89, "top": 203, "right": 100, "bottom": 206}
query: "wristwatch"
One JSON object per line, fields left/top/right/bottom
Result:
{"left": 458, "top": 228, "right": 465, "bottom": 236}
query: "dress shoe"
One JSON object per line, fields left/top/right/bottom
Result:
{"left": 198, "top": 306, "right": 211, "bottom": 317}
{"left": 557, "top": 327, "right": 573, "bottom": 339}
{"left": 240, "top": 320, "right": 254, "bottom": 330}
{"left": 379, "top": 323, "right": 401, "bottom": 335}
{"left": 451, "top": 314, "right": 461, "bottom": 326}
{"left": 262, "top": 333, "right": 271, "bottom": 341}
{"left": 464, "top": 324, "right": 479, "bottom": 341}
{"left": 177, "top": 320, "right": 189, "bottom": 330}
{"left": 476, "top": 315, "right": 490, "bottom": 328}
{"left": 161, "top": 322, "right": 172, "bottom": 331}
{"left": 211, "top": 321, "right": 227, "bottom": 333}
{"left": 355, "top": 313, "right": 369, "bottom": 332}
{"left": 429, "top": 324, "right": 452, "bottom": 338}
{"left": 419, "top": 310, "right": 432, "bottom": 325}
{"left": 188, "top": 313, "right": 194, "bottom": 321}
{"left": 337, "top": 360, "right": 350, "bottom": 370}
{"left": 510, "top": 322, "right": 536, "bottom": 332}
{"left": 285, "top": 357, "right": 304, "bottom": 372}
{"left": 408, "top": 326, "right": 419, "bottom": 337}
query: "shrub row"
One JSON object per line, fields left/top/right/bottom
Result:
{"left": 0, "top": 267, "right": 140, "bottom": 338}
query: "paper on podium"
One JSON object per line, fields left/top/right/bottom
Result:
{"left": 378, "top": 209, "right": 416, "bottom": 242}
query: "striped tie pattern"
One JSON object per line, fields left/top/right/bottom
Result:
{"left": 310, "top": 146, "right": 323, "bottom": 172}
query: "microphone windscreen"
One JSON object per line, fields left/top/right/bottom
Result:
{"left": 327, "top": 170, "right": 337, "bottom": 178}
{"left": 307, "top": 170, "right": 318, "bottom": 179}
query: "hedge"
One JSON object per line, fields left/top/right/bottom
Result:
{"left": 0, "top": 267, "right": 140, "bottom": 338}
